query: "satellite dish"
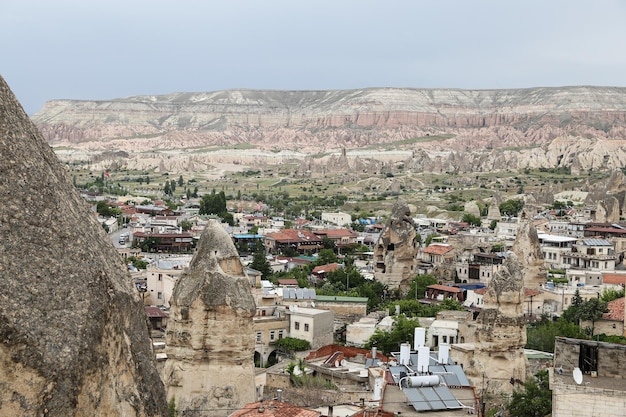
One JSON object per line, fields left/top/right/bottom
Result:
{"left": 573, "top": 367, "right": 583, "bottom": 385}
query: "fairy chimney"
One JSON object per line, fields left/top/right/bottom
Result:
{"left": 0, "top": 75, "right": 167, "bottom": 416}
{"left": 164, "top": 219, "right": 256, "bottom": 417}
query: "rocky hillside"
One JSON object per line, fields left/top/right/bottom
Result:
{"left": 0, "top": 76, "right": 168, "bottom": 415}
{"left": 32, "top": 86, "right": 626, "bottom": 174}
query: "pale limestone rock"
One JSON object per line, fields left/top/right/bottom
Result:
{"left": 373, "top": 200, "right": 419, "bottom": 290}
{"left": 486, "top": 199, "right": 501, "bottom": 221}
{"left": 460, "top": 255, "right": 529, "bottom": 394}
{"left": 0, "top": 75, "right": 167, "bottom": 416}
{"left": 164, "top": 219, "right": 256, "bottom": 417}
{"left": 512, "top": 219, "right": 546, "bottom": 288}
{"left": 464, "top": 201, "right": 481, "bottom": 218}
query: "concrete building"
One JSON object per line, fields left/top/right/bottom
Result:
{"left": 550, "top": 337, "right": 626, "bottom": 417}
{"left": 287, "top": 307, "right": 334, "bottom": 350}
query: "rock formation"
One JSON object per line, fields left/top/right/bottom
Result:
{"left": 164, "top": 219, "right": 256, "bottom": 417}
{"left": 486, "top": 198, "right": 501, "bottom": 221}
{"left": 31, "top": 87, "right": 626, "bottom": 176}
{"left": 512, "top": 218, "right": 546, "bottom": 287}
{"left": 461, "top": 254, "right": 529, "bottom": 393}
{"left": 373, "top": 200, "right": 420, "bottom": 290}
{"left": 0, "top": 75, "right": 167, "bottom": 415}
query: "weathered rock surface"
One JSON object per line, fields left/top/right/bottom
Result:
{"left": 373, "top": 200, "right": 419, "bottom": 289}
{"left": 457, "top": 254, "right": 529, "bottom": 394}
{"left": 31, "top": 87, "right": 626, "bottom": 175}
{"left": 512, "top": 219, "right": 546, "bottom": 288}
{"left": 164, "top": 219, "right": 256, "bottom": 417}
{"left": 0, "top": 75, "right": 167, "bottom": 415}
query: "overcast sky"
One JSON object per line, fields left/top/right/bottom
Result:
{"left": 2, "top": 0, "right": 626, "bottom": 115}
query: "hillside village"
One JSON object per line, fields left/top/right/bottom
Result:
{"left": 89, "top": 182, "right": 626, "bottom": 417}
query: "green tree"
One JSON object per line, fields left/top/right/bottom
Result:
{"left": 180, "top": 220, "right": 193, "bottom": 231}
{"left": 168, "top": 397, "right": 178, "bottom": 417}
{"left": 315, "top": 249, "right": 338, "bottom": 266}
{"left": 461, "top": 212, "right": 481, "bottom": 227}
{"left": 250, "top": 241, "right": 272, "bottom": 279}
{"left": 407, "top": 274, "right": 438, "bottom": 300}
{"left": 163, "top": 181, "right": 171, "bottom": 195}
{"left": 561, "top": 289, "right": 584, "bottom": 324}
{"left": 178, "top": 175, "right": 184, "bottom": 187}
{"left": 578, "top": 297, "right": 609, "bottom": 336}
{"left": 274, "top": 337, "right": 311, "bottom": 352}
{"left": 489, "top": 219, "right": 498, "bottom": 230}
{"left": 365, "top": 314, "right": 422, "bottom": 355}
{"left": 499, "top": 198, "right": 525, "bottom": 216}
{"left": 507, "top": 370, "right": 551, "bottom": 417}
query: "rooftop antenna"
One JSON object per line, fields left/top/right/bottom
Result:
{"left": 573, "top": 367, "right": 583, "bottom": 385}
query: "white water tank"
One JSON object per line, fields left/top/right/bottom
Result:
{"left": 417, "top": 346, "right": 430, "bottom": 373}
{"left": 438, "top": 344, "right": 450, "bottom": 364}
{"left": 406, "top": 375, "right": 440, "bottom": 388}
{"left": 399, "top": 343, "right": 411, "bottom": 365}
{"left": 414, "top": 327, "right": 426, "bottom": 349}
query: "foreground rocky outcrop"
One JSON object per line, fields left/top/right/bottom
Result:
{"left": 164, "top": 219, "right": 257, "bottom": 417}
{"left": 0, "top": 75, "right": 168, "bottom": 416}
{"left": 373, "top": 200, "right": 420, "bottom": 290}
{"left": 32, "top": 86, "right": 626, "bottom": 175}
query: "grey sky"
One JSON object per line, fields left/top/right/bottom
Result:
{"left": 2, "top": 0, "right": 625, "bottom": 115}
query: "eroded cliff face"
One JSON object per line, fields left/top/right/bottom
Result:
{"left": 462, "top": 254, "right": 529, "bottom": 394}
{"left": 32, "top": 86, "right": 626, "bottom": 175}
{"left": 0, "top": 76, "right": 168, "bottom": 415}
{"left": 164, "top": 219, "right": 256, "bottom": 417}
{"left": 373, "top": 200, "right": 420, "bottom": 289}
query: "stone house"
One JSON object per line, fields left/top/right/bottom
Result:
{"left": 537, "top": 232, "right": 578, "bottom": 269}
{"left": 563, "top": 238, "right": 617, "bottom": 271}
{"left": 264, "top": 229, "right": 323, "bottom": 255}
{"left": 420, "top": 243, "right": 455, "bottom": 265}
{"left": 321, "top": 211, "right": 352, "bottom": 227}
{"left": 314, "top": 228, "right": 359, "bottom": 248}
{"left": 456, "top": 252, "right": 505, "bottom": 285}
{"left": 550, "top": 337, "right": 626, "bottom": 417}
{"left": 424, "top": 284, "right": 465, "bottom": 304}
{"left": 144, "top": 256, "right": 190, "bottom": 307}
{"left": 580, "top": 297, "right": 624, "bottom": 337}
{"left": 286, "top": 307, "right": 334, "bottom": 350}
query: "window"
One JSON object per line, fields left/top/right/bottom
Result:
{"left": 304, "top": 323, "right": 310, "bottom": 332}
{"left": 579, "top": 344, "right": 598, "bottom": 374}
{"left": 256, "top": 332, "right": 262, "bottom": 343}
{"left": 270, "top": 330, "right": 275, "bottom": 341}
{"left": 294, "top": 322, "right": 300, "bottom": 330}
{"left": 278, "top": 330, "right": 284, "bottom": 339}
{"left": 157, "top": 292, "right": 163, "bottom": 299}
{"left": 158, "top": 274, "right": 162, "bottom": 281}
{"left": 442, "top": 336, "right": 447, "bottom": 343}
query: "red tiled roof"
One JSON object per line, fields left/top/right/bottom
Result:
{"left": 277, "top": 279, "right": 299, "bottom": 286}
{"left": 603, "top": 297, "right": 625, "bottom": 321}
{"left": 603, "top": 273, "right": 626, "bottom": 285}
{"left": 315, "top": 228, "right": 358, "bottom": 239}
{"left": 229, "top": 400, "right": 320, "bottom": 417}
{"left": 427, "top": 284, "right": 463, "bottom": 293}
{"left": 265, "top": 229, "right": 322, "bottom": 243}
{"left": 275, "top": 256, "right": 313, "bottom": 265}
{"left": 474, "top": 287, "right": 488, "bottom": 295}
{"left": 423, "top": 244, "right": 454, "bottom": 255}
{"left": 524, "top": 288, "right": 541, "bottom": 298}
{"left": 145, "top": 306, "right": 168, "bottom": 318}
{"left": 312, "top": 263, "right": 341, "bottom": 274}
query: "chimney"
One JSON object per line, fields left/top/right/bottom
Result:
{"left": 371, "top": 346, "right": 377, "bottom": 360}
{"left": 276, "top": 389, "right": 282, "bottom": 402}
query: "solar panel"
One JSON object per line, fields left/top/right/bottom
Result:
{"left": 404, "top": 385, "right": 462, "bottom": 412}
{"left": 445, "top": 364, "right": 471, "bottom": 386}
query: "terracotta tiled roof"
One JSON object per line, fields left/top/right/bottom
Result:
{"left": 423, "top": 244, "right": 454, "bottom": 255}
{"left": 229, "top": 400, "right": 321, "bottom": 417}
{"left": 145, "top": 306, "right": 168, "bottom": 318}
{"left": 603, "top": 273, "right": 626, "bottom": 285}
{"left": 474, "top": 287, "right": 488, "bottom": 295}
{"left": 265, "top": 229, "right": 321, "bottom": 243}
{"left": 277, "top": 279, "right": 299, "bottom": 286}
{"left": 603, "top": 297, "right": 625, "bottom": 321}
{"left": 312, "top": 263, "right": 341, "bottom": 274}
{"left": 427, "top": 284, "right": 463, "bottom": 293}
{"left": 524, "top": 288, "right": 541, "bottom": 298}
{"left": 315, "top": 228, "right": 358, "bottom": 238}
